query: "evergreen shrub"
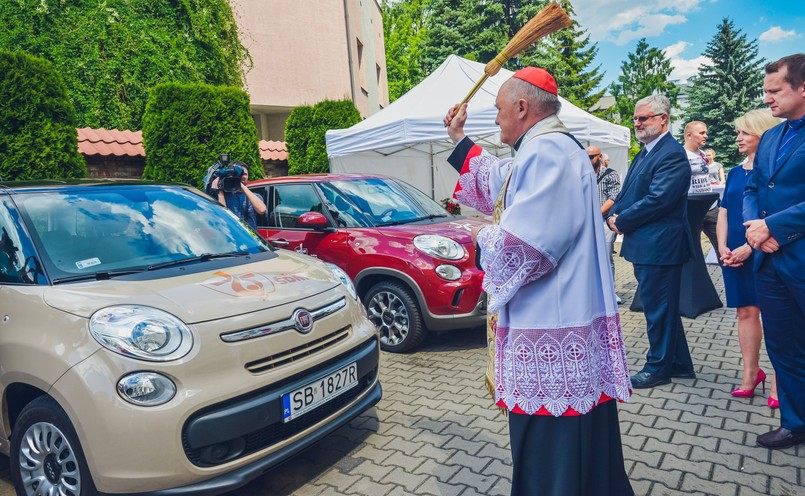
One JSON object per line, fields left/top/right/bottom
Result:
{"left": 286, "top": 99, "right": 361, "bottom": 175}
{"left": 141, "top": 82, "right": 261, "bottom": 188}
{"left": 0, "top": 50, "right": 86, "bottom": 180}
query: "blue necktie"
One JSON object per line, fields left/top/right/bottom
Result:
{"left": 634, "top": 147, "right": 647, "bottom": 167}
{"left": 777, "top": 119, "right": 804, "bottom": 166}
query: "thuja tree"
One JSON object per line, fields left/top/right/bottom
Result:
{"left": 680, "top": 18, "right": 765, "bottom": 166}
{"left": 141, "top": 83, "right": 261, "bottom": 188}
{"left": 286, "top": 99, "right": 360, "bottom": 175}
{"left": 0, "top": 50, "right": 86, "bottom": 180}
{"left": 0, "top": 0, "right": 249, "bottom": 130}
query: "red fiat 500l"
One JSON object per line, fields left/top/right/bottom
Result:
{"left": 248, "top": 174, "right": 488, "bottom": 352}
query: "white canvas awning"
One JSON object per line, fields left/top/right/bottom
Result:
{"left": 326, "top": 55, "right": 630, "bottom": 205}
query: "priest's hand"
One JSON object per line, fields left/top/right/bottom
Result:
{"left": 444, "top": 103, "right": 467, "bottom": 144}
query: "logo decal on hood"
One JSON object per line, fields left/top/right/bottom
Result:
{"left": 202, "top": 271, "right": 276, "bottom": 299}
{"left": 449, "top": 222, "right": 473, "bottom": 232}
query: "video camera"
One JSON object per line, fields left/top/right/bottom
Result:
{"left": 202, "top": 153, "right": 246, "bottom": 196}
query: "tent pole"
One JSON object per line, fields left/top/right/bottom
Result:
{"left": 429, "top": 142, "right": 436, "bottom": 199}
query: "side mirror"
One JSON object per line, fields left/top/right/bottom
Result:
{"left": 297, "top": 211, "right": 330, "bottom": 230}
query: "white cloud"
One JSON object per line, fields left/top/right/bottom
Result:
{"left": 569, "top": 0, "right": 706, "bottom": 45}
{"left": 661, "top": 41, "right": 710, "bottom": 82}
{"left": 759, "top": 26, "right": 801, "bottom": 43}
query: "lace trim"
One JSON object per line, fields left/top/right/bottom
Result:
{"left": 477, "top": 227, "right": 556, "bottom": 313}
{"left": 454, "top": 150, "right": 497, "bottom": 215}
{"left": 495, "top": 314, "right": 632, "bottom": 416}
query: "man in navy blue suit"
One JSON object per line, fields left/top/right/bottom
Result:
{"left": 608, "top": 94, "right": 695, "bottom": 389}
{"left": 743, "top": 53, "right": 805, "bottom": 449}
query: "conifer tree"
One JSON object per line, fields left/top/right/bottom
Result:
{"left": 420, "top": 0, "right": 547, "bottom": 74}
{"left": 526, "top": 0, "right": 605, "bottom": 114}
{"left": 680, "top": 18, "right": 765, "bottom": 166}
{"left": 609, "top": 39, "right": 679, "bottom": 153}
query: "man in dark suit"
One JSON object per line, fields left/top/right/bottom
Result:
{"left": 743, "top": 53, "right": 805, "bottom": 449}
{"left": 608, "top": 94, "right": 695, "bottom": 389}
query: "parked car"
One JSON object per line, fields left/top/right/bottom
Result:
{"left": 0, "top": 180, "right": 381, "bottom": 495}
{"left": 248, "top": 174, "right": 488, "bottom": 352}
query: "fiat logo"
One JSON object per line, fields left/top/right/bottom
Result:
{"left": 293, "top": 309, "right": 313, "bottom": 333}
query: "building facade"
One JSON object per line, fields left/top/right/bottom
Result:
{"left": 230, "top": 0, "right": 388, "bottom": 141}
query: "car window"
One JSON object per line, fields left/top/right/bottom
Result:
{"left": 267, "top": 184, "right": 324, "bottom": 229}
{"left": 317, "top": 183, "right": 370, "bottom": 228}
{"left": 250, "top": 185, "right": 270, "bottom": 228}
{"left": 329, "top": 177, "right": 447, "bottom": 225}
{"left": 0, "top": 198, "right": 46, "bottom": 285}
{"left": 16, "top": 186, "right": 270, "bottom": 278}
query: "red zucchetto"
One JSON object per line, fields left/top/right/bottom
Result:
{"left": 512, "top": 67, "right": 558, "bottom": 95}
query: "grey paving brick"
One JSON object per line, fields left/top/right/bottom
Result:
{"left": 415, "top": 475, "right": 466, "bottom": 496}
{"left": 411, "top": 458, "right": 461, "bottom": 482}
{"left": 680, "top": 472, "right": 739, "bottom": 496}
{"left": 630, "top": 461, "right": 683, "bottom": 488}
{"left": 448, "top": 466, "right": 498, "bottom": 494}
{"left": 711, "top": 464, "right": 769, "bottom": 494}
{"left": 443, "top": 450, "right": 494, "bottom": 473}
{"left": 378, "top": 466, "right": 429, "bottom": 493}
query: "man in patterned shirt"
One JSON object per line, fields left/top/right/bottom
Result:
{"left": 588, "top": 145, "right": 621, "bottom": 301}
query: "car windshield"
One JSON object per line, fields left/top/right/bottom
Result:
{"left": 328, "top": 177, "right": 449, "bottom": 226}
{"left": 16, "top": 186, "right": 270, "bottom": 279}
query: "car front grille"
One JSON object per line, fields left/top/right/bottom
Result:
{"left": 182, "top": 338, "right": 379, "bottom": 467}
{"left": 245, "top": 326, "right": 351, "bottom": 373}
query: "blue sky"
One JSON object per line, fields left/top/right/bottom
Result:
{"left": 569, "top": 0, "right": 803, "bottom": 90}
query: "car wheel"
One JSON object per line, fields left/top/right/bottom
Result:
{"left": 365, "top": 280, "right": 426, "bottom": 352}
{"left": 10, "top": 396, "right": 96, "bottom": 496}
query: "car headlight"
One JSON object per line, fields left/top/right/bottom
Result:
{"left": 90, "top": 305, "right": 193, "bottom": 361}
{"left": 117, "top": 372, "right": 177, "bottom": 406}
{"left": 325, "top": 262, "right": 357, "bottom": 299}
{"left": 413, "top": 235, "right": 466, "bottom": 260}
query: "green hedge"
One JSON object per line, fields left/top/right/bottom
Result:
{"left": 286, "top": 99, "right": 361, "bottom": 175}
{"left": 0, "top": 50, "right": 86, "bottom": 180}
{"left": 141, "top": 82, "right": 262, "bottom": 188}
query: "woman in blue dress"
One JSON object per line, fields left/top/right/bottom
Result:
{"left": 716, "top": 109, "right": 780, "bottom": 408}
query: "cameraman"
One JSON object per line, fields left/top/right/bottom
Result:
{"left": 210, "top": 162, "right": 267, "bottom": 231}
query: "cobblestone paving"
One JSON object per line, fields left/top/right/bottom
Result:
{"left": 1, "top": 252, "right": 803, "bottom": 496}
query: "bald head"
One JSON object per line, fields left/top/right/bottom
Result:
{"left": 586, "top": 145, "right": 602, "bottom": 171}
{"left": 684, "top": 121, "right": 708, "bottom": 151}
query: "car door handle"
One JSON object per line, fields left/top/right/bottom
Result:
{"left": 272, "top": 239, "right": 289, "bottom": 247}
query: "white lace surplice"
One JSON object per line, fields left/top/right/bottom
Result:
{"left": 454, "top": 127, "right": 631, "bottom": 416}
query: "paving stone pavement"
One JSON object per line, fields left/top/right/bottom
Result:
{"left": 1, "top": 250, "right": 802, "bottom": 496}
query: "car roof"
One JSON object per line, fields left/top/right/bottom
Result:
{"left": 248, "top": 173, "right": 394, "bottom": 186}
{"left": 0, "top": 179, "right": 194, "bottom": 194}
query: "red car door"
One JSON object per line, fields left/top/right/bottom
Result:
{"left": 251, "top": 182, "right": 348, "bottom": 263}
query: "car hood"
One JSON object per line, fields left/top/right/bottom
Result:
{"left": 43, "top": 252, "right": 341, "bottom": 323}
{"left": 377, "top": 217, "right": 490, "bottom": 245}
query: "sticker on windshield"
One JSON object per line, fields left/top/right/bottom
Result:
{"left": 76, "top": 258, "right": 101, "bottom": 270}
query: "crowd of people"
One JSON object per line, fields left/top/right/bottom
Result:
{"left": 444, "top": 52, "right": 805, "bottom": 495}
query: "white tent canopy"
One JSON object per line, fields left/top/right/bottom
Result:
{"left": 326, "top": 55, "right": 630, "bottom": 204}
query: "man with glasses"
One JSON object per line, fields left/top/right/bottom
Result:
{"left": 588, "top": 145, "right": 622, "bottom": 303}
{"left": 608, "top": 94, "right": 696, "bottom": 389}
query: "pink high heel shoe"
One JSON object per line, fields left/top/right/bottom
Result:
{"left": 731, "top": 369, "right": 766, "bottom": 398}
{"left": 768, "top": 397, "right": 780, "bottom": 409}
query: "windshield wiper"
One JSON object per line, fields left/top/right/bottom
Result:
{"left": 376, "top": 214, "right": 447, "bottom": 227}
{"left": 147, "top": 251, "right": 250, "bottom": 271}
{"left": 52, "top": 269, "right": 147, "bottom": 284}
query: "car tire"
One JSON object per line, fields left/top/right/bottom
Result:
{"left": 365, "top": 280, "right": 427, "bottom": 352}
{"left": 10, "top": 396, "right": 96, "bottom": 496}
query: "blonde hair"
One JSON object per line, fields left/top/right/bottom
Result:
{"left": 734, "top": 109, "right": 781, "bottom": 137}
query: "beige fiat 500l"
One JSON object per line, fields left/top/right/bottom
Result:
{"left": 0, "top": 181, "right": 381, "bottom": 495}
